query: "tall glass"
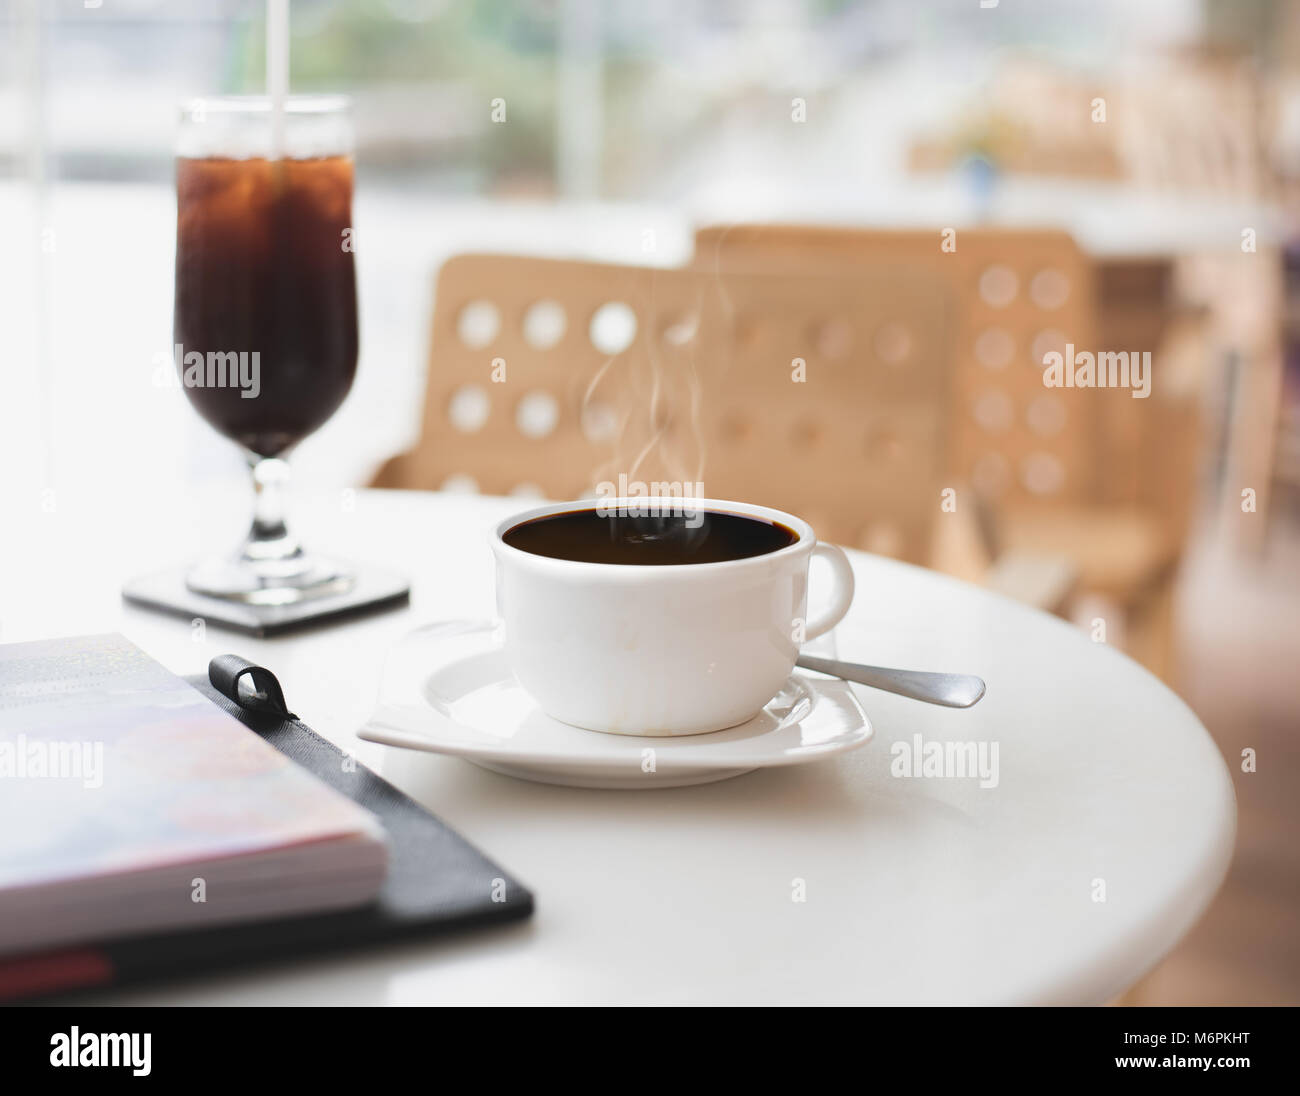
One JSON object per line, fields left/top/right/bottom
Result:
{"left": 174, "top": 96, "right": 357, "bottom": 604}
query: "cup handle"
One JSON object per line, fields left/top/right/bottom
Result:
{"left": 803, "top": 542, "right": 855, "bottom": 641}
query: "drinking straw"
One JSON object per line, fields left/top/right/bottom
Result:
{"left": 267, "top": 0, "right": 289, "bottom": 161}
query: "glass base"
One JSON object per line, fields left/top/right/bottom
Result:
{"left": 186, "top": 552, "right": 355, "bottom": 607}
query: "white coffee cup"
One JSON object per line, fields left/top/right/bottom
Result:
{"left": 490, "top": 497, "right": 855, "bottom": 736}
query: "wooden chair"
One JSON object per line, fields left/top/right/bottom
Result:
{"left": 373, "top": 253, "right": 959, "bottom": 565}
{"left": 693, "top": 225, "right": 1200, "bottom": 675}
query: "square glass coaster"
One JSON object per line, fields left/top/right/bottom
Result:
{"left": 122, "top": 565, "right": 410, "bottom": 637}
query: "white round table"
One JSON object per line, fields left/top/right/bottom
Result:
{"left": 1, "top": 487, "right": 1235, "bottom": 1005}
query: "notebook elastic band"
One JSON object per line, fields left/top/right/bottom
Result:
{"left": 208, "top": 655, "right": 298, "bottom": 721}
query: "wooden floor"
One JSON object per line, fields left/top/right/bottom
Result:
{"left": 1134, "top": 506, "right": 1300, "bottom": 1005}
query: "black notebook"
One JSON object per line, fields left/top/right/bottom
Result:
{"left": 0, "top": 652, "right": 533, "bottom": 1002}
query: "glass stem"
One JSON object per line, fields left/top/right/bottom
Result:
{"left": 243, "top": 456, "right": 303, "bottom": 565}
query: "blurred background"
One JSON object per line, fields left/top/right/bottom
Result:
{"left": 1, "top": 0, "right": 1297, "bottom": 1003}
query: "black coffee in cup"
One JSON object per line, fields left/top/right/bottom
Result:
{"left": 503, "top": 506, "right": 797, "bottom": 566}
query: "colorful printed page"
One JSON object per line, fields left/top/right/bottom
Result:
{"left": 0, "top": 633, "right": 385, "bottom": 895}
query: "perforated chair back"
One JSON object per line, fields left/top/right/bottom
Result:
{"left": 693, "top": 225, "right": 1105, "bottom": 512}
{"left": 373, "top": 252, "right": 956, "bottom": 561}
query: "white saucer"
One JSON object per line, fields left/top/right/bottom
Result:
{"left": 357, "top": 620, "right": 874, "bottom": 788}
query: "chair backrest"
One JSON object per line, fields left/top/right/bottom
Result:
{"left": 373, "top": 252, "right": 955, "bottom": 561}
{"left": 693, "top": 225, "right": 1106, "bottom": 513}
